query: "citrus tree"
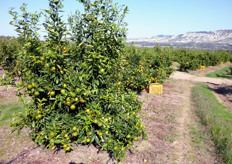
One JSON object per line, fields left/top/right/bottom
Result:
{"left": 119, "top": 46, "right": 174, "bottom": 93}
{"left": 8, "top": 0, "right": 147, "bottom": 161}
{"left": 174, "top": 49, "right": 232, "bottom": 71}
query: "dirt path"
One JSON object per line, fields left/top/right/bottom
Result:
{"left": 172, "top": 81, "right": 193, "bottom": 164}
{"left": 170, "top": 71, "right": 232, "bottom": 85}
{"left": 169, "top": 66, "right": 232, "bottom": 164}
{"left": 170, "top": 81, "right": 220, "bottom": 164}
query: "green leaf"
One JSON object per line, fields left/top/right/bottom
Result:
{"left": 38, "top": 88, "right": 45, "bottom": 92}
{"left": 54, "top": 140, "right": 61, "bottom": 144}
{"left": 95, "top": 80, "right": 99, "bottom": 86}
{"left": 94, "top": 135, "right": 100, "bottom": 145}
{"left": 41, "top": 9, "right": 51, "bottom": 14}
{"left": 32, "top": 121, "right": 35, "bottom": 128}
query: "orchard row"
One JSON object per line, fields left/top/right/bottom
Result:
{"left": 1, "top": 38, "right": 231, "bottom": 93}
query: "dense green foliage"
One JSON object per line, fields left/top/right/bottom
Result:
{"left": 174, "top": 49, "right": 232, "bottom": 71}
{"left": 121, "top": 45, "right": 174, "bottom": 93}
{"left": 192, "top": 84, "right": 232, "bottom": 163}
{"left": 0, "top": 38, "right": 20, "bottom": 73}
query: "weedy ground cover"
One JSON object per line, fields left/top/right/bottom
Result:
{"left": 0, "top": 102, "right": 24, "bottom": 126}
{"left": 192, "top": 83, "right": 232, "bottom": 163}
{"left": 206, "top": 67, "right": 232, "bottom": 79}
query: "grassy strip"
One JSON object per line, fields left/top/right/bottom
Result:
{"left": 191, "top": 83, "right": 232, "bottom": 163}
{"left": 205, "top": 67, "right": 232, "bottom": 79}
{"left": 0, "top": 101, "right": 24, "bottom": 126}
{"left": 188, "top": 124, "right": 203, "bottom": 145}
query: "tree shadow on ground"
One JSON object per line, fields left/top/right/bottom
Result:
{"left": 210, "top": 85, "right": 232, "bottom": 102}
{"left": 215, "top": 72, "right": 232, "bottom": 79}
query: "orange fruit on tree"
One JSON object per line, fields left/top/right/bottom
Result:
{"left": 18, "top": 81, "right": 23, "bottom": 86}
{"left": 49, "top": 132, "right": 55, "bottom": 138}
{"left": 70, "top": 105, "right": 76, "bottom": 110}
{"left": 72, "top": 126, "right": 77, "bottom": 131}
{"left": 97, "top": 132, "right": 102, "bottom": 136}
{"left": 63, "top": 83, "right": 67, "bottom": 88}
{"left": 100, "top": 68, "right": 104, "bottom": 73}
{"left": 28, "top": 84, "right": 33, "bottom": 90}
{"left": 86, "top": 138, "right": 91, "bottom": 143}
{"left": 60, "top": 70, "right": 64, "bottom": 74}
{"left": 93, "top": 119, "right": 98, "bottom": 124}
{"left": 98, "top": 122, "right": 103, "bottom": 127}
{"left": 36, "top": 114, "right": 42, "bottom": 119}
{"left": 72, "top": 132, "right": 78, "bottom": 137}
{"left": 50, "top": 91, "right": 55, "bottom": 96}
{"left": 80, "top": 98, "right": 84, "bottom": 103}
{"left": 65, "top": 147, "right": 71, "bottom": 151}
{"left": 34, "top": 91, "right": 40, "bottom": 96}
{"left": 45, "top": 63, "right": 49, "bottom": 67}
{"left": 133, "top": 137, "right": 138, "bottom": 141}
{"left": 86, "top": 109, "right": 90, "bottom": 113}
{"left": 51, "top": 66, "right": 56, "bottom": 72}
{"left": 61, "top": 89, "right": 66, "bottom": 94}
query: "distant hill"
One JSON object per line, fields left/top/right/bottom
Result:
{"left": 0, "top": 35, "right": 12, "bottom": 40}
{"left": 127, "top": 29, "right": 232, "bottom": 51}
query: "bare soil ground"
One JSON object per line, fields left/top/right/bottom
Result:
{"left": 170, "top": 71, "right": 232, "bottom": 85}
{"left": 207, "top": 84, "right": 232, "bottom": 111}
{"left": 170, "top": 63, "right": 232, "bottom": 111}
{"left": 0, "top": 85, "right": 18, "bottom": 104}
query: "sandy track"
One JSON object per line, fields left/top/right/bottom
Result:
{"left": 170, "top": 71, "right": 232, "bottom": 85}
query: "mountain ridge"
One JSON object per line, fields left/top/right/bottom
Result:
{"left": 127, "top": 29, "right": 232, "bottom": 50}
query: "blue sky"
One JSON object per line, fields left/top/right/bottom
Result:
{"left": 0, "top": 0, "right": 231, "bottom": 38}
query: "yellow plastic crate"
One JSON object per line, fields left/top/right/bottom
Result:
{"left": 200, "top": 66, "right": 205, "bottom": 71}
{"left": 148, "top": 83, "right": 163, "bottom": 94}
{"left": 220, "top": 62, "right": 223, "bottom": 65}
